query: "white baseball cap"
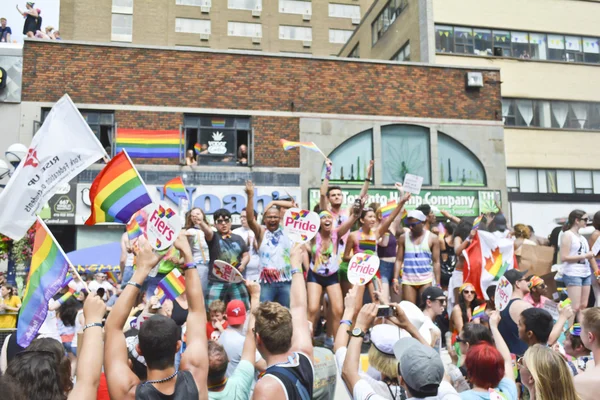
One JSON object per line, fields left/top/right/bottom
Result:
{"left": 407, "top": 210, "right": 426, "bottom": 222}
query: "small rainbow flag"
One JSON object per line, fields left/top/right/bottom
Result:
{"left": 157, "top": 269, "right": 186, "bottom": 300}
{"left": 106, "top": 271, "right": 119, "bottom": 285}
{"left": 115, "top": 129, "right": 180, "bottom": 158}
{"left": 126, "top": 216, "right": 144, "bottom": 241}
{"left": 155, "top": 287, "right": 167, "bottom": 304}
{"left": 17, "top": 219, "right": 70, "bottom": 347}
{"left": 359, "top": 239, "right": 377, "bottom": 253}
{"left": 473, "top": 214, "right": 484, "bottom": 230}
{"left": 163, "top": 177, "right": 188, "bottom": 201}
{"left": 401, "top": 209, "right": 408, "bottom": 220}
{"left": 380, "top": 200, "right": 397, "bottom": 219}
{"left": 85, "top": 150, "right": 153, "bottom": 225}
{"left": 280, "top": 139, "right": 323, "bottom": 153}
{"left": 471, "top": 304, "right": 487, "bottom": 320}
{"left": 569, "top": 323, "right": 581, "bottom": 336}
{"left": 211, "top": 118, "right": 226, "bottom": 127}
{"left": 194, "top": 143, "right": 202, "bottom": 155}
{"left": 62, "top": 273, "right": 73, "bottom": 288}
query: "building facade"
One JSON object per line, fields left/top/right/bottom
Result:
{"left": 59, "top": 0, "right": 373, "bottom": 56}
{"left": 338, "top": 0, "right": 600, "bottom": 237}
{"left": 5, "top": 39, "right": 504, "bottom": 251}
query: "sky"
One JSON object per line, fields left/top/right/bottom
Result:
{"left": 0, "top": 0, "right": 60, "bottom": 42}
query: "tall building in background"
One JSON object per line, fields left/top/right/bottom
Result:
{"left": 59, "top": 0, "right": 372, "bottom": 55}
{"left": 339, "top": 0, "right": 600, "bottom": 236}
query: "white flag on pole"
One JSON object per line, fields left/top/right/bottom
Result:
{"left": 0, "top": 94, "right": 107, "bottom": 239}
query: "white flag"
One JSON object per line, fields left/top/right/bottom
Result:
{"left": 0, "top": 94, "right": 107, "bottom": 239}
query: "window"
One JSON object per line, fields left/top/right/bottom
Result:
{"left": 348, "top": 43, "right": 360, "bottom": 58}
{"left": 176, "top": 0, "right": 211, "bottom": 6}
{"left": 583, "top": 38, "right": 600, "bottom": 63}
{"left": 111, "top": 14, "right": 132, "bottom": 42}
{"left": 511, "top": 32, "right": 530, "bottom": 58}
{"left": 392, "top": 41, "right": 410, "bottom": 61}
{"left": 507, "top": 169, "right": 519, "bottom": 192}
{"left": 228, "top": 0, "right": 261, "bottom": 10}
{"left": 474, "top": 28, "right": 492, "bottom": 56}
{"left": 435, "top": 25, "right": 454, "bottom": 52}
{"left": 228, "top": 22, "right": 262, "bottom": 38}
{"left": 320, "top": 130, "right": 373, "bottom": 184}
{"left": 279, "top": 0, "right": 311, "bottom": 15}
{"left": 557, "top": 170, "right": 574, "bottom": 193}
{"left": 329, "top": 29, "right": 353, "bottom": 44}
{"left": 575, "top": 170, "right": 593, "bottom": 194}
{"left": 565, "top": 36, "right": 583, "bottom": 62}
{"left": 438, "top": 133, "right": 485, "bottom": 186}
{"left": 529, "top": 33, "right": 547, "bottom": 60}
{"left": 492, "top": 30, "right": 511, "bottom": 56}
{"left": 279, "top": 25, "right": 312, "bottom": 41}
{"left": 184, "top": 116, "right": 251, "bottom": 166}
{"left": 371, "top": 0, "right": 408, "bottom": 45}
{"left": 328, "top": 3, "right": 360, "bottom": 19}
{"left": 176, "top": 18, "right": 211, "bottom": 34}
{"left": 519, "top": 170, "right": 538, "bottom": 193}
{"left": 381, "top": 125, "right": 431, "bottom": 185}
{"left": 547, "top": 34, "right": 565, "bottom": 61}
{"left": 507, "top": 169, "right": 600, "bottom": 194}
{"left": 503, "top": 98, "right": 600, "bottom": 131}
{"left": 454, "top": 27, "right": 474, "bottom": 54}
{"left": 112, "top": 0, "right": 133, "bottom": 13}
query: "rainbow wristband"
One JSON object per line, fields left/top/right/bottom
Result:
{"left": 57, "top": 291, "right": 73, "bottom": 305}
{"left": 595, "top": 270, "right": 600, "bottom": 278}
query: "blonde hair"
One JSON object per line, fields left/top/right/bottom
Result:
{"left": 208, "top": 300, "right": 226, "bottom": 314}
{"left": 513, "top": 224, "right": 531, "bottom": 239}
{"left": 367, "top": 344, "right": 398, "bottom": 379}
{"left": 254, "top": 301, "right": 293, "bottom": 354}
{"left": 582, "top": 307, "right": 600, "bottom": 338}
{"left": 523, "top": 345, "right": 580, "bottom": 400}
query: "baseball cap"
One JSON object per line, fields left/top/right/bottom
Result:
{"left": 492, "top": 213, "right": 507, "bottom": 231}
{"left": 504, "top": 269, "right": 529, "bottom": 286}
{"left": 226, "top": 300, "right": 247, "bottom": 325}
{"left": 370, "top": 324, "right": 401, "bottom": 356}
{"left": 393, "top": 337, "right": 444, "bottom": 393}
{"left": 407, "top": 210, "right": 426, "bottom": 222}
{"left": 422, "top": 286, "right": 445, "bottom": 304}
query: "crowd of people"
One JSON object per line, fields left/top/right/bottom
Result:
{"left": 0, "top": 158, "right": 600, "bottom": 400}
{"left": 0, "top": 3, "right": 62, "bottom": 44}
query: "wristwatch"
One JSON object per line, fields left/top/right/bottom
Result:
{"left": 348, "top": 327, "right": 366, "bottom": 338}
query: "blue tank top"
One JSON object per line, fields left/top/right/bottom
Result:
{"left": 498, "top": 299, "right": 529, "bottom": 356}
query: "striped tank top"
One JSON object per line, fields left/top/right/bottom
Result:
{"left": 403, "top": 230, "right": 433, "bottom": 285}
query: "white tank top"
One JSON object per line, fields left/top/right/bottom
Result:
{"left": 562, "top": 230, "right": 592, "bottom": 278}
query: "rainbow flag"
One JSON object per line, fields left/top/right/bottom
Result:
{"left": 17, "top": 219, "right": 70, "bottom": 347}
{"left": 115, "top": 129, "right": 180, "bottom": 158}
{"left": 401, "top": 209, "right": 408, "bottom": 220}
{"left": 212, "top": 118, "right": 226, "bottom": 127}
{"left": 106, "top": 271, "right": 119, "bottom": 285}
{"left": 85, "top": 151, "right": 153, "bottom": 225}
{"left": 380, "top": 200, "right": 396, "bottom": 219}
{"left": 471, "top": 304, "right": 487, "bottom": 319}
{"left": 194, "top": 143, "right": 202, "bottom": 155}
{"left": 157, "top": 269, "right": 186, "bottom": 300}
{"left": 163, "top": 177, "right": 188, "bottom": 201}
{"left": 473, "top": 214, "right": 484, "bottom": 230}
{"left": 126, "top": 216, "right": 144, "bottom": 241}
{"left": 62, "top": 273, "right": 73, "bottom": 288}
{"left": 155, "top": 287, "right": 167, "bottom": 304}
{"left": 280, "top": 139, "right": 322, "bottom": 153}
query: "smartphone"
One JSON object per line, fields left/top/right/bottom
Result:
{"left": 377, "top": 305, "right": 394, "bottom": 318}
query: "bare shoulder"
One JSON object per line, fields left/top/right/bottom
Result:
{"left": 253, "top": 376, "right": 284, "bottom": 400}
{"left": 574, "top": 369, "right": 598, "bottom": 400}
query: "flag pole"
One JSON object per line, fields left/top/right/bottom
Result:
{"left": 64, "top": 94, "right": 111, "bottom": 162}
{"left": 122, "top": 149, "right": 153, "bottom": 204}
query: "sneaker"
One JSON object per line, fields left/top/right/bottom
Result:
{"left": 324, "top": 336, "right": 334, "bottom": 349}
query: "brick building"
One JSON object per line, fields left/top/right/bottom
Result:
{"left": 11, "top": 39, "right": 504, "bottom": 250}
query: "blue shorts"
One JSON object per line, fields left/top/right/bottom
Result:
{"left": 379, "top": 260, "right": 395, "bottom": 284}
{"left": 307, "top": 269, "right": 339, "bottom": 288}
{"left": 563, "top": 274, "right": 592, "bottom": 287}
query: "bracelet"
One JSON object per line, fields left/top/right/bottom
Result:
{"left": 291, "top": 268, "right": 302, "bottom": 275}
{"left": 340, "top": 319, "right": 352, "bottom": 327}
{"left": 392, "top": 278, "right": 399, "bottom": 283}
{"left": 83, "top": 322, "right": 103, "bottom": 332}
{"left": 183, "top": 262, "right": 197, "bottom": 270}
{"left": 127, "top": 281, "right": 142, "bottom": 290}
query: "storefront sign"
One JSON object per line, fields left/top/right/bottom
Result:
{"left": 282, "top": 208, "right": 320, "bottom": 243}
{"left": 40, "top": 183, "right": 76, "bottom": 225}
{"left": 308, "top": 188, "right": 500, "bottom": 217}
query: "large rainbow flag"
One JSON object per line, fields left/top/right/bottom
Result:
{"left": 85, "top": 150, "right": 153, "bottom": 225}
{"left": 115, "top": 129, "right": 180, "bottom": 158}
{"left": 17, "top": 219, "right": 70, "bottom": 347}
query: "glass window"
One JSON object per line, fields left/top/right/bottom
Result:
{"left": 551, "top": 101, "right": 570, "bottom": 129}
{"left": 565, "top": 36, "right": 583, "bottom": 62}
{"left": 328, "top": 3, "right": 360, "bottom": 19}
{"left": 544, "top": 170, "right": 558, "bottom": 193}
{"left": 507, "top": 169, "right": 519, "bottom": 190}
{"left": 454, "top": 27, "right": 474, "bottom": 54}
{"left": 348, "top": 44, "right": 360, "bottom": 58}
{"left": 321, "top": 130, "right": 373, "bottom": 184}
{"left": 474, "top": 28, "right": 492, "bottom": 56}
{"left": 515, "top": 99, "right": 535, "bottom": 126}
{"left": 112, "top": 0, "right": 133, "bottom": 13}
{"left": 176, "top": 18, "right": 211, "bottom": 34}
{"left": 556, "top": 170, "right": 574, "bottom": 193}
{"left": 279, "top": 25, "right": 312, "bottom": 41}
{"left": 519, "top": 169, "right": 538, "bottom": 193}
{"left": 438, "top": 133, "right": 485, "bottom": 186}
{"left": 529, "top": 33, "right": 547, "bottom": 60}
{"left": 493, "top": 30, "right": 511, "bottom": 57}
{"left": 547, "top": 34, "right": 565, "bottom": 61}
{"left": 279, "top": 0, "right": 311, "bottom": 15}
{"left": 228, "top": 22, "right": 262, "bottom": 38}
{"left": 435, "top": 25, "right": 454, "bottom": 53}
{"left": 575, "top": 170, "right": 593, "bottom": 193}
{"left": 186, "top": 116, "right": 251, "bottom": 166}
{"left": 228, "top": 0, "right": 261, "bottom": 10}
{"left": 502, "top": 99, "right": 516, "bottom": 125}
{"left": 177, "top": 0, "right": 211, "bottom": 6}
{"left": 568, "top": 103, "right": 589, "bottom": 129}
{"left": 381, "top": 125, "right": 431, "bottom": 185}
{"left": 329, "top": 29, "right": 353, "bottom": 44}
{"left": 111, "top": 14, "right": 132, "bottom": 42}
{"left": 537, "top": 170, "right": 548, "bottom": 193}
{"left": 512, "top": 32, "right": 530, "bottom": 59}
{"left": 589, "top": 104, "right": 600, "bottom": 130}
{"left": 583, "top": 37, "right": 600, "bottom": 63}
{"left": 392, "top": 42, "right": 410, "bottom": 61}
{"left": 372, "top": 0, "right": 407, "bottom": 46}
{"left": 593, "top": 171, "right": 600, "bottom": 194}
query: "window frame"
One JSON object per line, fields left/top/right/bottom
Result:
{"left": 371, "top": 0, "right": 408, "bottom": 46}
{"left": 502, "top": 98, "right": 600, "bottom": 131}
{"left": 392, "top": 41, "right": 410, "bottom": 61}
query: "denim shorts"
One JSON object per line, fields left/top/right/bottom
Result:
{"left": 563, "top": 274, "right": 592, "bottom": 287}
{"left": 378, "top": 260, "right": 395, "bottom": 284}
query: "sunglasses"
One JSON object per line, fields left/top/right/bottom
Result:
{"left": 456, "top": 336, "right": 466, "bottom": 343}
{"left": 463, "top": 290, "right": 476, "bottom": 295}
{"left": 215, "top": 219, "right": 231, "bottom": 224}
{"left": 579, "top": 217, "right": 589, "bottom": 222}
{"left": 407, "top": 222, "right": 422, "bottom": 227}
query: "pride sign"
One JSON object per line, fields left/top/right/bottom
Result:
{"left": 347, "top": 253, "right": 380, "bottom": 286}
{"left": 282, "top": 208, "right": 320, "bottom": 243}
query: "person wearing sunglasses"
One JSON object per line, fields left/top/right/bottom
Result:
{"left": 561, "top": 209, "right": 599, "bottom": 323}
{"left": 449, "top": 283, "right": 483, "bottom": 337}
{"left": 523, "top": 276, "right": 550, "bottom": 309}
{"left": 497, "top": 269, "right": 532, "bottom": 357}
{"left": 421, "top": 286, "right": 447, "bottom": 353}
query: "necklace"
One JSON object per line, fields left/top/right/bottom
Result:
{"left": 144, "top": 370, "right": 178, "bottom": 385}
{"left": 208, "top": 377, "right": 228, "bottom": 390}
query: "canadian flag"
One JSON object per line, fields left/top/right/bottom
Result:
{"left": 463, "top": 231, "right": 516, "bottom": 299}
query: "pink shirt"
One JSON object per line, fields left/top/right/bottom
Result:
{"left": 524, "top": 293, "right": 551, "bottom": 308}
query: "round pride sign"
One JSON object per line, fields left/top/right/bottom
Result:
{"left": 145, "top": 201, "right": 182, "bottom": 251}
{"left": 347, "top": 253, "right": 380, "bottom": 286}
{"left": 283, "top": 208, "right": 320, "bottom": 243}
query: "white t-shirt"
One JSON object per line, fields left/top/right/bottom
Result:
{"left": 423, "top": 316, "right": 442, "bottom": 353}
{"left": 37, "top": 300, "right": 61, "bottom": 343}
{"left": 353, "top": 379, "right": 460, "bottom": 400}
{"left": 88, "top": 280, "right": 116, "bottom": 301}
{"left": 218, "top": 326, "right": 262, "bottom": 377}
{"left": 186, "top": 228, "right": 210, "bottom": 266}
{"left": 562, "top": 230, "right": 592, "bottom": 278}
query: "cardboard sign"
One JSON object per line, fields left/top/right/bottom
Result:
{"left": 145, "top": 201, "right": 182, "bottom": 251}
{"left": 282, "top": 208, "right": 320, "bottom": 243}
{"left": 519, "top": 245, "right": 554, "bottom": 277}
{"left": 542, "top": 300, "right": 559, "bottom": 320}
{"left": 347, "top": 253, "right": 380, "bottom": 285}
{"left": 495, "top": 276, "right": 513, "bottom": 311}
{"left": 402, "top": 174, "right": 424, "bottom": 195}
{"left": 212, "top": 260, "right": 244, "bottom": 283}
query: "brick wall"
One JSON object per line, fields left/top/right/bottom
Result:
{"left": 22, "top": 41, "right": 501, "bottom": 121}
{"left": 252, "top": 116, "right": 299, "bottom": 167}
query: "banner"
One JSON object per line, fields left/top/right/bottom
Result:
{"left": 39, "top": 183, "right": 76, "bottom": 225}
{"left": 0, "top": 94, "right": 107, "bottom": 239}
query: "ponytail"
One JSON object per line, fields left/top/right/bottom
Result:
{"left": 563, "top": 209, "right": 586, "bottom": 232}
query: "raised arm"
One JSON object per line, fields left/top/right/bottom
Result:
{"left": 341, "top": 303, "right": 377, "bottom": 392}
{"left": 244, "top": 180, "right": 264, "bottom": 245}
{"left": 358, "top": 160, "right": 374, "bottom": 199}
{"left": 241, "top": 281, "right": 261, "bottom": 362}
{"left": 68, "top": 295, "right": 106, "bottom": 400}
{"left": 549, "top": 304, "right": 574, "bottom": 345}
{"left": 489, "top": 311, "right": 515, "bottom": 381}
{"left": 441, "top": 210, "right": 461, "bottom": 224}
{"left": 336, "top": 199, "right": 362, "bottom": 238}
{"left": 290, "top": 244, "right": 313, "bottom": 359}
{"left": 388, "top": 303, "right": 430, "bottom": 346}
{"left": 120, "top": 234, "right": 130, "bottom": 271}
{"left": 377, "top": 191, "right": 411, "bottom": 237}
{"left": 342, "top": 233, "right": 356, "bottom": 262}
{"left": 104, "top": 238, "right": 159, "bottom": 399}
{"left": 319, "top": 158, "right": 333, "bottom": 211}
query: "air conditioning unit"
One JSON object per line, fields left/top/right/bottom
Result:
{"left": 352, "top": 17, "right": 361, "bottom": 25}
{"left": 302, "top": 40, "right": 312, "bottom": 48}
{"left": 252, "top": 37, "right": 261, "bottom": 44}
{"left": 200, "top": 5, "right": 210, "bottom": 13}
{"left": 302, "top": 14, "right": 311, "bottom": 21}
{"left": 252, "top": 9, "right": 261, "bottom": 17}
{"left": 200, "top": 33, "right": 210, "bottom": 41}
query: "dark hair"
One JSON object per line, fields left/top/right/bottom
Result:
{"left": 138, "top": 315, "right": 181, "bottom": 370}
{"left": 22, "top": 338, "right": 73, "bottom": 395}
{"left": 184, "top": 207, "right": 208, "bottom": 229}
{"left": 0, "top": 374, "right": 26, "bottom": 400}
{"left": 563, "top": 209, "right": 586, "bottom": 232}
{"left": 2, "top": 284, "right": 16, "bottom": 298}
{"left": 313, "top": 204, "right": 321, "bottom": 213}
{"left": 207, "top": 341, "right": 229, "bottom": 384}
{"left": 58, "top": 297, "right": 81, "bottom": 327}
{"left": 404, "top": 382, "right": 438, "bottom": 398}
{"left": 527, "top": 225, "right": 535, "bottom": 234}
{"left": 486, "top": 285, "right": 496, "bottom": 305}
{"left": 454, "top": 219, "right": 473, "bottom": 242}
{"left": 521, "top": 308, "right": 554, "bottom": 344}
{"left": 213, "top": 208, "right": 232, "bottom": 221}
{"left": 593, "top": 211, "right": 600, "bottom": 231}
{"left": 6, "top": 351, "right": 65, "bottom": 400}
{"left": 567, "top": 331, "right": 586, "bottom": 352}
{"left": 326, "top": 186, "right": 342, "bottom": 196}
{"left": 124, "top": 329, "right": 148, "bottom": 380}
{"left": 465, "top": 343, "right": 505, "bottom": 389}
{"left": 444, "top": 221, "right": 456, "bottom": 236}
{"left": 360, "top": 207, "right": 376, "bottom": 221}
{"left": 461, "top": 323, "right": 494, "bottom": 346}
{"left": 417, "top": 204, "right": 431, "bottom": 216}
{"left": 241, "top": 207, "right": 257, "bottom": 219}
{"left": 458, "top": 289, "right": 482, "bottom": 326}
